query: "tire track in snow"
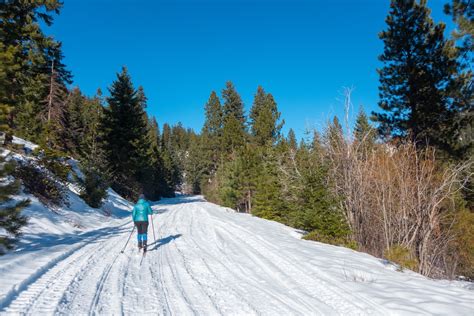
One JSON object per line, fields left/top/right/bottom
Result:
{"left": 172, "top": 205, "right": 253, "bottom": 315}
{"left": 213, "top": 224, "right": 326, "bottom": 315}
{"left": 1, "top": 232, "right": 119, "bottom": 315}
{"left": 120, "top": 245, "right": 162, "bottom": 314}
{"left": 174, "top": 205, "right": 261, "bottom": 315}
{"left": 152, "top": 204, "right": 176, "bottom": 316}
{"left": 59, "top": 238, "right": 127, "bottom": 315}
{"left": 214, "top": 215, "right": 371, "bottom": 314}
{"left": 212, "top": 214, "right": 389, "bottom": 315}
{"left": 186, "top": 203, "right": 333, "bottom": 314}
{"left": 158, "top": 204, "right": 203, "bottom": 315}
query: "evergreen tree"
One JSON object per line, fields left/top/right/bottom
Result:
{"left": 291, "top": 132, "right": 349, "bottom": 242}
{"left": 373, "top": 0, "right": 466, "bottom": 157}
{"left": 237, "top": 145, "right": 260, "bottom": 213}
{"left": 445, "top": 0, "right": 473, "bottom": 160}
{"left": 143, "top": 116, "right": 176, "bottom": 199}
{"left": 249, "top": 86, "right": 284, "bottom": 146}
{"left": 444, "top": 0, "right": 473, "bottom": 56}
{"left": 252, "top": 147, "right": 286, "bottom": 221}
{"left": 216, "top": 155, "right": 244, "bottom": 210}
{"left": 184, "top": 132, "right": 207, "bottom": 194}
{"left": 170, "top": 123, "right": 191, "bottom": 176}
{"left": 80, "top": 162, "right": 108, "bottom": 208}
{"left": 325, "top": 116, "right": 344, "bottom": 151}
{"left": 81, "top": 90, "right": 106, "bottom": 162}
{"left": 201, "top": 91, "right": 223, "bottom": 174}
{"left": 203, "top": 91, "right": 223, "bottom": 138}
{"left": 0, "top": 150, "right": 29, "bottom": 253}
{"left": 102, "top": 67, "right": 149, "bottom": 199}
{"left": 78, "top": 90, "right": 109, "bottom": 208}
{"left": 354, "top": 106, "right": 376, "bottom": 156}
{"left": 287, "top": 129, "right": 298, "bottom": 151}
{"left": 63, "top": 87, "right": 86, "bottom": 156}
{"left": 160, "top": 123, "right": 181, "bottom": 193}
{"left": 0, "top": 0, "right": 64, "bottom": 142}
{"left": 0, "top": 41, "right": 15, "bottom": 145}
{"left": 221, "top": 81, "right": 247, "bottom": 153}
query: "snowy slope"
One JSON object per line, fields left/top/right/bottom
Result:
{"left": 1, "top": 138, "right": 133, "bottom": 311}
{"left": 0, "top": 195, "right": 472, "bottom": 315}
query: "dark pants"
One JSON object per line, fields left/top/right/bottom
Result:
{"left": 135, "top": 221, "right": 149, "bottom": 243}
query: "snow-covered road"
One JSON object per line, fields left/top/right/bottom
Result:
{"left": 0, "top": 196, "right": 473, "bottom": 315}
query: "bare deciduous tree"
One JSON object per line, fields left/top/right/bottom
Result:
{"left": 324, "top": 89, "right": 473, "bottom": 277}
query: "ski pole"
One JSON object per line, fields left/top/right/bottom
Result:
{"left": 121, "top": 225, "right": 135, "bottom": 253}
{"left": 150, "top": 212, "right": 156, "bottom": 242}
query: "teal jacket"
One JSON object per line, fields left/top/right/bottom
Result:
{"left": 132, "top": 199, "right": 153, "bottom": 222}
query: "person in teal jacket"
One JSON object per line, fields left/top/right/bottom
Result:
{"left": 132, "top": 194, "right": 153, "bottom": 250}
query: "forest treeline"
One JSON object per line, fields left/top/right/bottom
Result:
{"left": 1, "top": 0, "right": 473, "bottom": 279}
{"left": 0, "top": 1, "right": 182, "bottom": 251}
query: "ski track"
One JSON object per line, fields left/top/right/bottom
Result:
{"left": 1, "top": 196, "right": 472, "bottom": 315}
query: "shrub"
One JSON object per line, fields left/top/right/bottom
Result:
{"left": 0, "top": 153, "right": 30, "bottom": 253}
{"left": 15, "top": 162, "right": 67, "bottom": 208}
{"left": 450, "top": 209, "right": 474, "bottom": 279}
{"left": 34, "top": 147, "right": 71, "bottom": 182}
{"left": 79, "top": 166, "right": 108, "bottom": 208}
{"left": 303, "top": 230, "right": 358, "bottom": 250}
{"left": 384, "top": 245, "right": 419, "bottom": 272}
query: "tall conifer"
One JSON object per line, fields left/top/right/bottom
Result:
{"left": 102, "top": 67, "right": 149, "bottom": 199}
{"left": 221, "top": 81, "right": 246, "bottom": 153}
{"left": 373, "top": 0, "right": 465, "bottom": 157}
{"left": 249, "top": 86, "right": 284, "bottom": 146}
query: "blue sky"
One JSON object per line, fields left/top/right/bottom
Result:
{"left": 47, "top": 0, "right": 452, "bottom": 140}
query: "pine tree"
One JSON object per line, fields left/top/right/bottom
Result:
{"left": 63, "top": 87, "right": 86, "bottom": 156}
{"left": 221, "top": 81, "right": 247, "bottom": 153}
{"left": 201, "top": 91, "right": 223, "bottom": 174}
{"left": 184, "top": 132, "right": 208, "bottom": 194}
{"left": 249, "top": 86, "right": 284, "bottom": 146}
{"left": 43, "top": 58, "right": 68, "bottom": 151}
{"left": 102, "top": 67, "right": 149, "bottom": 199}
{"left": 326, "top": 116, "right": 344, "bottom": 151}
{"left": 252, "top": 147, "right": 286, "bottom": 221}
{"left": 141, "top": 116, "right": 175, "bottom": 200}
{"left": 0, "top": 41, "right": 16, "bottom": 145}
{"left": 0, "top": 0, "right": 64, "bottom": 142}
{"left": 160, "top": 123, "right": 180, "bottom": 193}
{"left": 287, "top": 129, "right": 298, "bottom": 151}
{"left": 444, "top": 0, "right": 473, "bottom": 160}
{"left": 291, "top": 132, "right": 349, "bottom": 242}
{"left": 373, "top": 0, "right": 465, "bottom": 157}
{"left": 216, "top": 155, "right": 244, "bottom": 210}
{"left": 81, "top": 90, "right": 105, "bottom": 162}
{"left": 203, "top": 91, "right": 223, "bottom": 138}
{"left": 0, "top": 150, "right": 30, "bottom": 253}
{"left": 80, "top": 162, "right": 108, "bottom": 208}
{"left": 444, "top": 0, "right": 473, "bottom": 56}
{"left": 354, "top": 106, "right": 376, "bottom": 156}
{"left": 79, "top": 90, "right": 109, "bottom": 208}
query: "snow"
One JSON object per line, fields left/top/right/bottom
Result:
{"left": 0, "top": 194, "right": 472, "bottom": 315}
{"left": 11, "top": 136, "right": 38, "bottom": 152}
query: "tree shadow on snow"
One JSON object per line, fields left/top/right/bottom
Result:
{"left": 152, "top": 208, "right": 169, "bottom": 215}
{"left": 148, "top": 234, "right": 182, "bottom": 251}
{"left": 14, "top": 223, "right": 131, "bottom": 253}
{"left": 156, "top": 196, "right": 206, "bottom": 205}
